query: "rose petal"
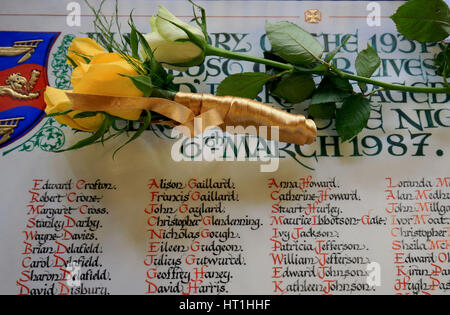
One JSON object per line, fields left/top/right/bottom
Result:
{"left": 143, "top": 33, "right": 202, "bottom": 65}
{"left": 67, "top": 37, "right": 105, "bottom": 67}
{"left": 71, "top": 63, "right": 90, "bottom": 87}
{"left": 155, "top": 5, "right": 204, "bottom": 42}
{"left": 72, "top": 56, "right": 143, "bottom": 121}
{"left": 44, "top": 86, "right": 104, "bottom": 132}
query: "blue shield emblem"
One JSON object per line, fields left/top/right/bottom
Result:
{"left": 0, "top": 31, "right": 59, "bottom": 148}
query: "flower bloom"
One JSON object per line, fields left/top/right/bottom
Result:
{"left": 44, "top": 37, "right": 144, "bottom": 131}
{"left": 143, "top": 6, "right": 207, "bottom": 67}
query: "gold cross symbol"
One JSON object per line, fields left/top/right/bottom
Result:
{"left": 305, "top": 9, "right": 322, "bottom": 24}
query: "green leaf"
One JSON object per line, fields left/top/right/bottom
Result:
{"left": 336, "top": 94, "right": 371, "bottom": 142}
{"left": 310, "top": 76, "right": 353, "bottom": 105}
{"left": 129, "top": 26, "right": 139, "bottom": 59}
{"left": 65, "top": 54, "right": 78, "bottom": 68}
{"left": 271, "top": 73, "right": 315, "bottom": 103}
{"left": 391, "top": 0, "right": 450, "bottom": 43}
{"left": 68, "top": 50, "right": 91, "bottom": 64}
{"left": 73, "top": 112, "right": 99, "bottom": 119}
{"left": 355, "top": 44, "right": 381, "bottom": 91}
{"left": 56, "top": 115, "right": 113, "bottom": 153}
{"left": 310, "top": 64, "right": 329, "bottom": 72}
{"left": 133, "top": 23, "right": 155, "bottom": 61}
{"left": 435, "top": 43, "right": 450, "bottom": 79}
{"left": 46, "top": 109, "right": 73, "bottom": 117}
{"left": 329, "top": 76, "right": 353, "bottom": 93}
{"left": 113, "top": 110, "right": 152, "bottom": 158}
{"left": 217, "top": 72, "right": 274, "bottom": 99}
{"left": 93, "top": 129, "right": 126, "bottom": 145}
{"left": 325, "top": 34, "right": 351, "bottom": 62}
{"left": 147, "top": 55, "right": 168, "bottom": 88}
{"left": 121, "top": 74, "right": 153, "bottom": 97}
{"left": 130, "top": 21, "right": 170, "bottom": 89}
{"left": 311, "top": 89, "right": 350, "bottom": 105}
{"left": 308, "top": 103, "right": 336, "bottom": 119}
{"left": 266, "top": 21, "right": 324, "bottom": 66}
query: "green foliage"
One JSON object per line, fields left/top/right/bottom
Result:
{"left": 55, "top": 114, "right": 114, "bottom": 153}
{"left": 328, "top": 76, "right": 353, "bottom": 93}
{"left": 271, "top": 73, "right": 315, "bottom": 104}
{"left": 336, "top": 94, "right": 371, "bottom": 142}
{"left": 72, "top": 112, "right": 99, "bottom": 119}
{"left": 325, "top": 35, "right": 351, "bottom": 62}
{"left": 217, "top": 73, "right": 274, "bottom": 99}
{"left": 129, "top": 24, "right": 139, "bottom": 59}
{"left": 65, "top": 54, "right": 78, "bottom": 68}
{"left": 311, "top": 76, "right": 353, "bottom": 105}
{"left": 265, "top": 21, "right": 324, "bottom": 66}
{"left": 46, "top": 109, "right": 73, "bottom": 117}
{"left": 68, "top": 50, "right": 91, "bottom": 64}
{"left": 435, "top": 43, "right": 450, "bottom": 82}
{"left": 308, "top": 103, "right": 336, "bottom": 120}
{"left": 391, "top": 0, "right": 450, "bottom": 43}
{"left": 85, "top": 0, "right": 130, "bottom": 54}
{"left": 121, "top": 74, "right": 154, "bottom": 97}
{"left": 113, "top": 110, "right": 152, "bottom": 158}
{"left": 355, "top": 45, "right": 381, "bottom": 91}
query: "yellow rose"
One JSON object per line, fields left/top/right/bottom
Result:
{"left": 45, "top": 38, "right": 144, "bottom": 130}
{"left": 67, "top": 37, "right": 105, "bottom": 67}
{"left": 44, "top": 86, "right": 104, "bottom": 132}
{"left": 72, "top": 52, "right": 143, "bottom": 121}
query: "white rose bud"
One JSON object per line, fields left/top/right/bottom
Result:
{"left": 143, "top": 6, "right": 207, "bottom": 67}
